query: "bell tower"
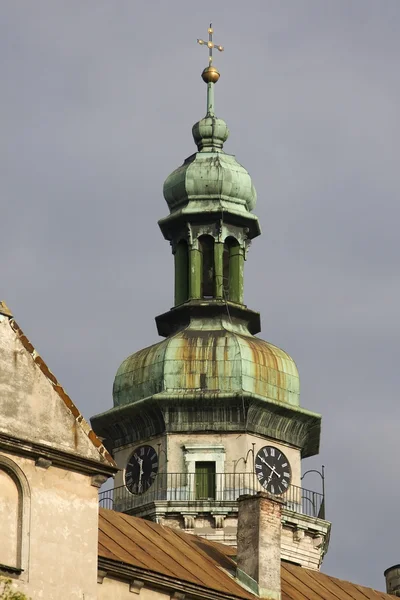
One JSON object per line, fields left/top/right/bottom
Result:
{"left": 157, "top": 26, "right": 260, "bottom": 339}
{"left": 91, "top": 26, "right": 331, "bottom": 570}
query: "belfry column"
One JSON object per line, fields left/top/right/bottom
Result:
{"left": 189, "top": 242, "right": 201, "bottom": 299}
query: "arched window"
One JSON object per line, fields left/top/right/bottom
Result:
{"left": 0, "top": 456, "right": 30, "bottom": 578}
{"left": 223, "top": 237, "right": 240, "bottom": 302}
{"left": 174, "top": 240, "right": 189, "bottom": 305}
{"left": 0, "top": 468, "right": 20, "bottom": 569}
{"left": 199, "top": 235, "right": 215, "bottom": 298}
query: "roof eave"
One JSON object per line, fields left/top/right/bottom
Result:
{"left": 98, "top": 556, "right": 255, "bottom": 600}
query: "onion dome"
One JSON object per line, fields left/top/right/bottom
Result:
{"left": 113, "top": 324, "right": 300, "bottom": 409}
{"left": 162, "top": 65, "right": 257, "bottom": 216}
{"left": 192, "top": 115, "right": 229, "bottom": 151}
{"left": 163, "top": 120, "right": 257, "bottom": 215}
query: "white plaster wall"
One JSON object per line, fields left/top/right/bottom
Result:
{"left": 0, "top": 317, "right": 105, "bottom": 463}
{"left": 98, "top": 577, "right": 171, "bottom": 600}
{"left": 166, "top": 432, "right": 301, "bottom": 489}
{"left": 112, "top": 431, "right": 300, "bottom": 512}
{"left": 1, "top": 451, "right": 99, "bottom": 600}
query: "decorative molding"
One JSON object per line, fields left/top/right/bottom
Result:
{"left": 97, "top": 569, "right": 108, "bottom": 584}
{"left": 313, "top": 534, "right": 325, "bottom": 549}
{"left": 182, "top": 514, "right": 196, "bottom": 529}
{"left": 183, "top": 444, "right": 225, "bottom": 453}
{"left": 246, "top": 401, "right": 321, "bottom": 459}
{"left": 129, "top": 579, "right": 145, "bottom": 594}
{"left": 293, "top": 527, "right": 306, "bottom": 542}
{"left": 35, "top": 457, "right": 52, "bottom": 469}
{"left": 0, "top": 432, "right": 117, "bottom": 478}
{"left": 91, "top": 474, "right": 109, "bottom": 488}
{"left": 212, "top": 514, "right": 226, "bottom": 529}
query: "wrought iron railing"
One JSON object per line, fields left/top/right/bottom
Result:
{"left": 99, "top": 472, "right": 325, "bottom": 519}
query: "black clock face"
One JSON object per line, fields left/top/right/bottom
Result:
{"left": 125, "top": 445, "right": 159, "bottom": 495}
{"left": 254, "top": 445, "right": 292, "bottom": 495}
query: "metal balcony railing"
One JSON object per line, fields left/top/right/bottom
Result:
{"left": 99, "top": 472, "right": 325, "bottom": 519}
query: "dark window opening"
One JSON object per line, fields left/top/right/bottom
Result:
{"left": 175, "top": 240, "right": 189, "bottom": 304}
{"left": 199, "top": 235, "right": 215, "bottom": 298}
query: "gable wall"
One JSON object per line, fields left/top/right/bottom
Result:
{"left": 0, "top": 317, "right": 105, "bottom": 461}
{"left": 0, "top": 450, "right": 99, "bottom": 599}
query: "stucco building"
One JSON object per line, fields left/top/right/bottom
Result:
{"left": 0, "top": 26, "right": 398, "bottom": 600}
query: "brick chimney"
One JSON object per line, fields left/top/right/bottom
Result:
{"left": 384, "top": 565, "right": 400, "bottom": 596}
{"left": 236, "top": 492, "right": 284, "bottom": 599}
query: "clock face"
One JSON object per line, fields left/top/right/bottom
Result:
{"left": 125, "top": 445, "right": 159, "bottom": 495}
{"left": 254, "top": 445, "right": 292, "bottom": 495}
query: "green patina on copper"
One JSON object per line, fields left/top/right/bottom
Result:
{"left": 92, "top": 59, "right": 322, "bottom": 461}
{"left": 113, "top": 323, "right": 300, "bottom": 409}
{"left": 163, "top": 148, "right": 257, "bottom": 215}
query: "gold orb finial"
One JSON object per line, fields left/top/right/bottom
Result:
{"left": 201, "top": 66, "right": 220, "bottom": 84}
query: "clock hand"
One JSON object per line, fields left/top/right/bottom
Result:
{"left": 258, "top": 455, "right": 268, "bottom": 467}
{"left": 258, "top": 456, "right": 281, "bottom": 478}
{"left": 134, "top": 454, "right": 144, "bottom": 492}
{"left": 267, "top": 469, "right": 279, "bottom": 486}
{"left": 269, "top": 466, "right": 281, "bottom": 479}
{"left": 138, "top": 463, "right": 144, "bottom": 492}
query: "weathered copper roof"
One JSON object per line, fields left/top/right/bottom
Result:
{"left": 163, "top": 151, "right": 257, "bottom": 214}
{"left": 162, "top": 106, "right": 257, "bottom": 215}
{"left": 99, "top": 509, "right": 390, "bottom": 600}
{"left": 113, "top": 326, "right": 300, "bottom": 408}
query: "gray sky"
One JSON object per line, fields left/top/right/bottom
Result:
{"left": 1, "top": 0, "right": 399, "bottom": 590}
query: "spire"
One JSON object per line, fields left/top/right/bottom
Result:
{"left": 194, "top": 24, "right": 229, "bottom": 152}
{"left": 197, "top": 23, "right": 224, "bottom": 116}
{"left": 159, "top": 24, "right": 260, "bottom": 328}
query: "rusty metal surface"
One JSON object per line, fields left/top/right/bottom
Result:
{"left": 282, "top": 562, "right": 390, "bottom": 600}
{"left": 99, "top": 509, "right": 391, "bottom": 600}
{"left": 113, "top": 326, "right": 300, "bottom": 408}
{"left": 99, "top": 508, "right": 254, "bottom": 599}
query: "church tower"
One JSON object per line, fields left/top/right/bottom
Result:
{"left": 92, "top": 26, "right": 330, "bottom": 570}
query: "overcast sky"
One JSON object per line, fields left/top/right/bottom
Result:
{"left": 1, "top": 0, "right": 400, "bottom": 590}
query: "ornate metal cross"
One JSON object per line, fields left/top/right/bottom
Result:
{"left": 197, "top": 23, "right": 224, "bottom": 66}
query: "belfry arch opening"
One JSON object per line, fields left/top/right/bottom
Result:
{"left": 223, "top": 236, "right": 242, "bottom": 303}
{"left": 199, "top": 235, "right": 215, "bottom": 298}
{"left": 174, "top": 239, "right": 189, "bottom": 305}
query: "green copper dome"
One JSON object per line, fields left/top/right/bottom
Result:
{"left": 91, "top": 57, "right": 322, "bottom": 460}
{"left": 192, "top": 115, "right": 229, "bottom": 150}
{"left": 113, "top": 322, "right": 300, "bottom": 409}
{"left": 163, "top": 114, "right": 257, "bottom": 214}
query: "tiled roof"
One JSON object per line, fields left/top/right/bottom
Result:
{"left": 98, "top": 509, "right": 390, "bottom": 600}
